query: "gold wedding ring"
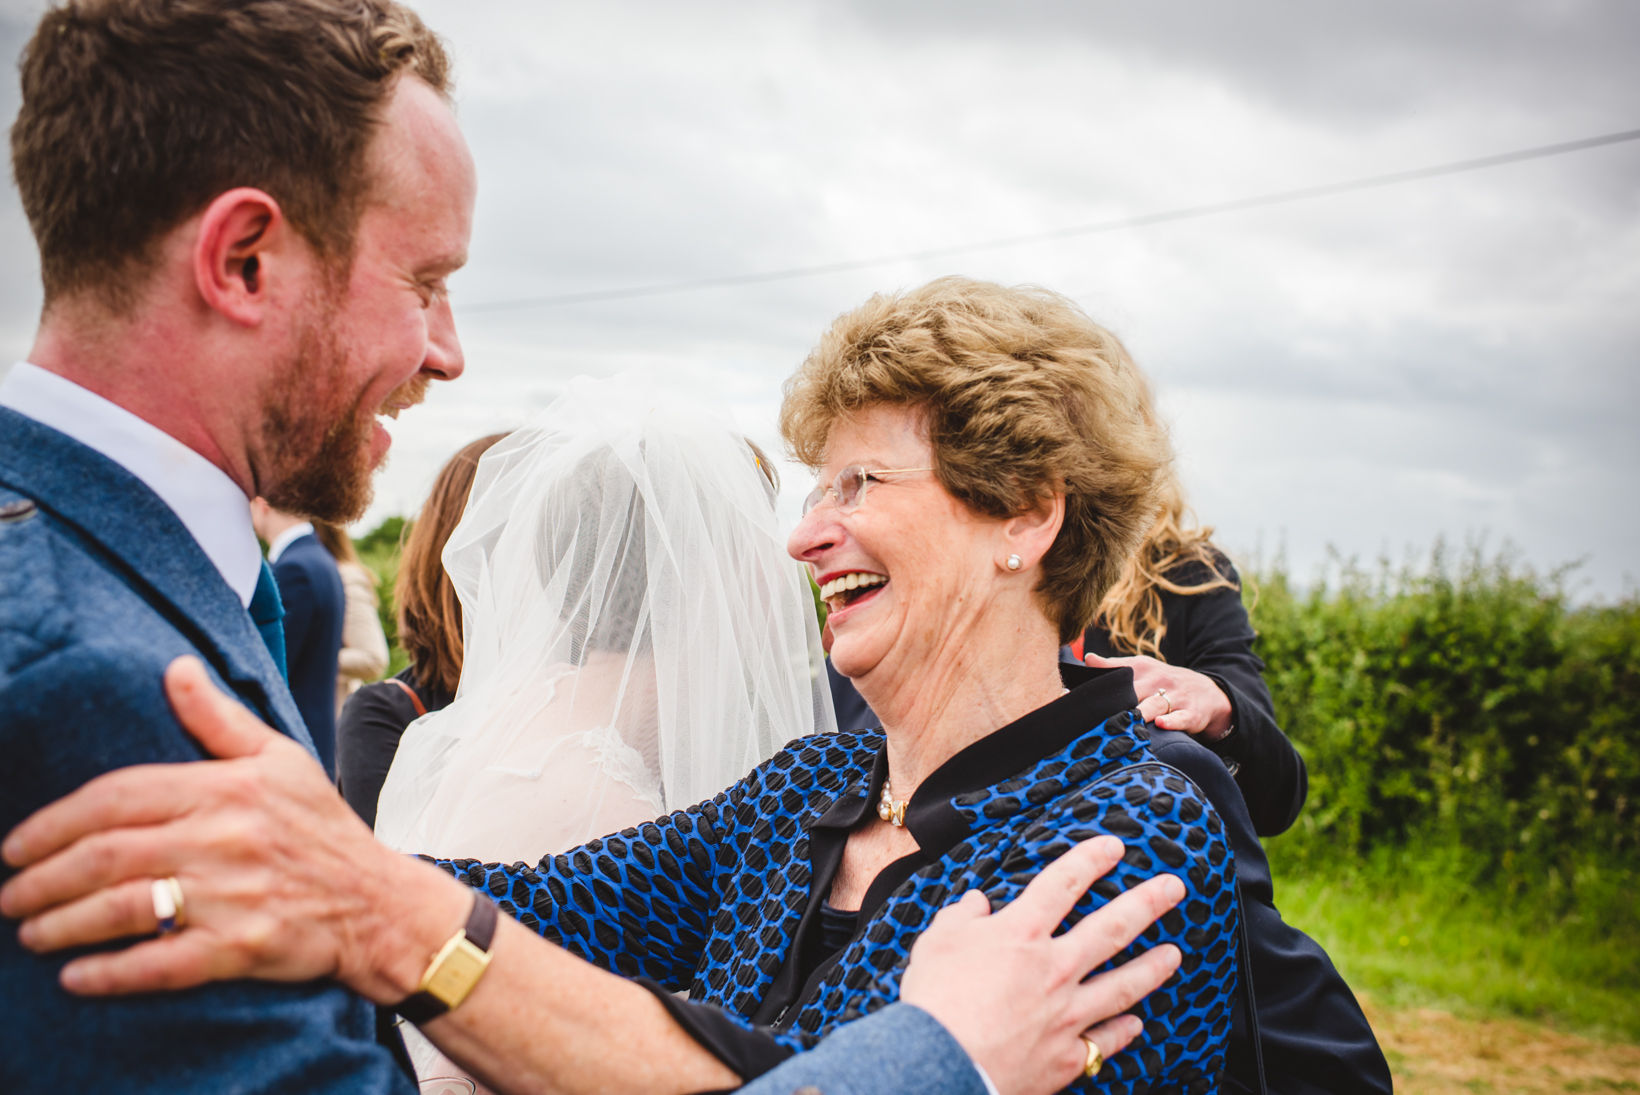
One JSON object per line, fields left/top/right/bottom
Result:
{"left": 1081, "top": 1035, "right": 1104, "bottom": 1078}
{"left": 1155, "top": 688, "right": 1172, "bottom": 715}
{"left": 152, "top": 876, "right": 186, "bottom": 934}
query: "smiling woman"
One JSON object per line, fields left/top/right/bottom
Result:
{"left": 412, "top": 277, "right": 1244, "bottom": 1093}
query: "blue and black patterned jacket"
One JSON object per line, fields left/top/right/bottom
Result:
{"left": 435, "top": 665, "right": 1239, "bottom": 1094}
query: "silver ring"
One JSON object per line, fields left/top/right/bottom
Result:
{"left": 1155, "top": 689, "right": 1172, "bottom": 715}
{"left": 152, "top": 877, "right": 186, "bottom": 935}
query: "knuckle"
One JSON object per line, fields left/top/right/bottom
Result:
{"left": 82, "top": 834, "right": 122, "bottom": 882}
{"left": 218, "top": 765, "right": 262, "bottom": 805}
{"left": 116, "top": 882, "right": 150, "bottom": 927}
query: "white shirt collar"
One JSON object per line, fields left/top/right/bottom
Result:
{"left": 0, "top": 362, "right": 262, "bottom": 607}
{"left": 266, "top": 521, "right": 316, "bottom": 565}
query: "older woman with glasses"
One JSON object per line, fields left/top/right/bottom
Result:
{"left": 3, "top": 278, "right": 1242, "bottom": 1094}
{"left": 402, "top": 277, "right": 1243, "bottom": 1091}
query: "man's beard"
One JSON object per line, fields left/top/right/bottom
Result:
{"left": 261, "top": 308, "right": 387, "bottom": 524}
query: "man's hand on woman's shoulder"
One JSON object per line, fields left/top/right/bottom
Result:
{"left": 902, "top": 836, "right": 1182, "bottom": 1095}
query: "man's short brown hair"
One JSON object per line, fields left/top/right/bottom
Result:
{"left": 11, "top": 0, "right": 451, "bottom": 312}
{"left": 780, "top": 276, "right": 1173, "bottom": 644}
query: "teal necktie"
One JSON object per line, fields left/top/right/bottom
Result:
{"left": 249, "top": 559, "right": 288, "bottom": 682}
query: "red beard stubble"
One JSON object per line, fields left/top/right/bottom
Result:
{"left": 261, "top": 294, "right": 424, "bottom": 524}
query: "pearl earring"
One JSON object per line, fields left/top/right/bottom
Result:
{"left": 1006, "top": 554, "right": 1022, "bottom": 571}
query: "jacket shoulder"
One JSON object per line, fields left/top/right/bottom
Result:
{"left": 757, "top": 728, "right": 878, "bottom": 790}
{"left": 274, "top": 539, "right": 345, "bottom": 603}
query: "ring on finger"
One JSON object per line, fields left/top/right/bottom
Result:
{"left": 151, "top": 877, "right": 187, "bottom": 935}
{"left": 1081, "top": 1035, "right": 1104, "bottom": 1078}
{"left": 1154, "top": 689, "right": 1172, "bottom": 715}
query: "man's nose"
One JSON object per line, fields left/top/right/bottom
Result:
{"left": 423, "top": 296, "right": 464, "bottom": 381}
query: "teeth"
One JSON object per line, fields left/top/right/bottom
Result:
{"left": 820, "top": 572, "right": 886, "bottom": 601}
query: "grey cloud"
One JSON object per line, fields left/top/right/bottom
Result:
{"left": 844, "top": 1, "right": 1640, "bottom": 131}
{"left": 0, "top": 0, "right": 1634, "bottom": 595}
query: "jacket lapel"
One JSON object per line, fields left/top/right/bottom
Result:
{"left": 0, "top": 408, "right": 312, "bottom": 749}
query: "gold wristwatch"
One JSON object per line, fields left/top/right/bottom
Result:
{"left": 396, "top": 894, "right": 498, "bottom": 1025}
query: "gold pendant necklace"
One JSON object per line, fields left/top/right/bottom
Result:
{"left": 878, "top": 778, "right": 908, "bottom": 828}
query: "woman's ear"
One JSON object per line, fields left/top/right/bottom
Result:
{"left": 192, "top": 188, "right": 290, "bottom": 327}
{"left": 1001, "top": 491, "right": 1066, "bottom": 572}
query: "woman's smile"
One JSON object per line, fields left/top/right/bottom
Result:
{"left": 818, "top": 570, "right": 889, "bottom": 615}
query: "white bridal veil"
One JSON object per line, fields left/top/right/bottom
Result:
{"left": 375, "top": 373, "right": 834, "bottom": 867}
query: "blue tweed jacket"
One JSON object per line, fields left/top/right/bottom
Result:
{"left": 0, "top": 408, "right": 413, "bottom": 1093}
{"left": 436, "top": 665, "right": 1240, "bottom": 1094}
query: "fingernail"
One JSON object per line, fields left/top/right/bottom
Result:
{"left": 60, "top": 963, "right": 84, "bottom": 991}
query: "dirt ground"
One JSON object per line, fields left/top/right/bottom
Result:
{"left": 1360, "top": 998, "right": 1640, "bottom": 1093}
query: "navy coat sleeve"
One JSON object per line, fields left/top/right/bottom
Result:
{"left": 1088, "top": 559, "right": 1308, "bottom": 836}
{"left": 739, "top": 1004, "right": 988, "bottom": 1095}
{"left": 1148, "top": 728, "right": 1392, "bottom": 1095}
{"left": 271, "top": 536, "right": 345, "bottom": 776}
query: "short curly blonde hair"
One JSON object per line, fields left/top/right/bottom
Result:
{"left": 780, "top": 276, "right": 1172, "bottom": 643}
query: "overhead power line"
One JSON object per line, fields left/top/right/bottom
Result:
{"left": 462, "top": 126, "right": 1640, "bottom": 314}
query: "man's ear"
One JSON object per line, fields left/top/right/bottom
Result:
{"left": 193, "top": 188, "right": 290, "bottom": 327}
{"left": 1001, "top": 491, "right": 1066, "bottom": 572}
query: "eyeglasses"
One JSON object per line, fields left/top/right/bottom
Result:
{"left": 802, "top": 465, "right": 932, "bottom": 517}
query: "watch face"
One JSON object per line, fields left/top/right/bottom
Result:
{"left": 425, "top": 936, "right": 493, "bottom": 1008}
{"left": 419, "top": 1081, "right": 475, "bottom": 1095}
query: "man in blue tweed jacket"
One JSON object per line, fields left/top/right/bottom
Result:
{"left": 0, "top": 0, "right": 473, "bottom": 1088}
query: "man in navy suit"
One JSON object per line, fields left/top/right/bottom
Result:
{"left": 253, "top": 500, "right": 347, "bottom": 777}
{"left": 0, "top": 0, "right": 473, "bottom": 1087}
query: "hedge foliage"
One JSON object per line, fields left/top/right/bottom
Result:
{"left": 1248, "top": 543, "right": 1639, "bottom": 907}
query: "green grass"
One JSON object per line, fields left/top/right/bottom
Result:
{"left": 1272, "top": 853, "right": 1640, "bottom": 1044}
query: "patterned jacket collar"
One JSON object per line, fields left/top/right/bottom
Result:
{"left": 0, "top": 407, "right": 309, "bottom": 746}
{"left": 754, "top": 662, "right": 1142, "bottom": 1026}
{"left": 818, "top": 663, "right": 1140, "bottom": 840}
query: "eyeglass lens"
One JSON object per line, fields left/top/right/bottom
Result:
{"left": 802, "top": 466, "right": 869, "bottom": 517}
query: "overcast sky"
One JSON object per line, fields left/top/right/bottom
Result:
{"left": 3, "top": 0, "right": 1637, "bottom": 597}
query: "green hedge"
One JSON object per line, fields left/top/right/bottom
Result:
{"left": 1248, "top": 543, "right": 1639, "bottom": 911}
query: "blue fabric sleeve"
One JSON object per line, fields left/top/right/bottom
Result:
{"left": 427, "top": 787, "right": 740, "bottom": 988}
{"left": 740, "top": 1005, "right": 989, "bottom": 1095}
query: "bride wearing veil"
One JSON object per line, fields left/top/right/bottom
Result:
{"left": 375, "top": 374, "right": 834, "bottom": 1087}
